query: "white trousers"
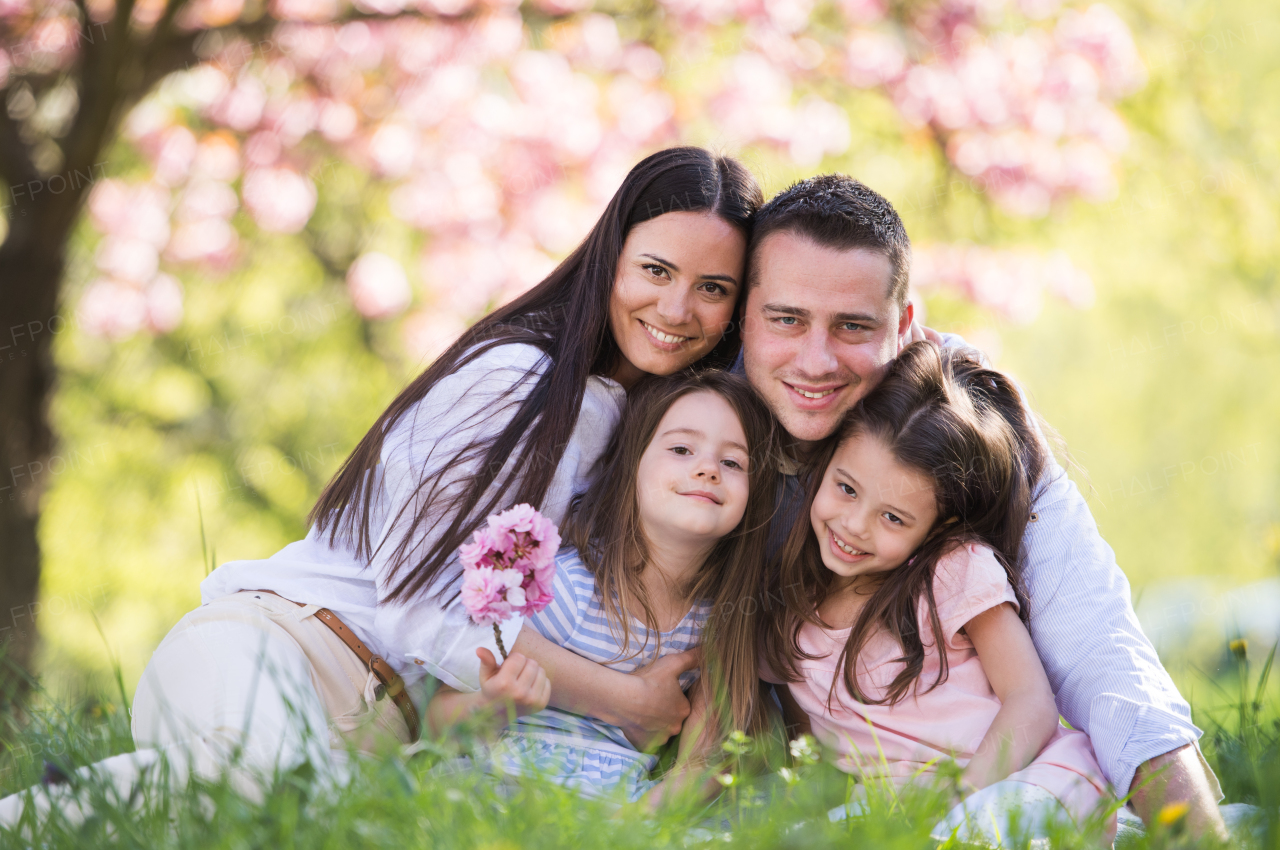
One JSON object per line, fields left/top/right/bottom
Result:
{"left": 928, "top": 780, "right": 1073, "bottom": 846}
{"left": 0, "top": 592, "right": 410, "bottom": 830}
{"left": 829, "top": 780, "right": 1080, "bottom": 847}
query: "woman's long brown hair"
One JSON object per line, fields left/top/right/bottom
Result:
{"left": 761, "top": 341, "right": 1049, "bottom": 707}
{"left": 307, "top": 148, "right": 762, "bottom": 603}
{"left": 562, "top": 370, "right": 780, "bottom": 734}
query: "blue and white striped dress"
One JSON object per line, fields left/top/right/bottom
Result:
{"left": 491, "top": 546, "right": 709, "bottom": 801}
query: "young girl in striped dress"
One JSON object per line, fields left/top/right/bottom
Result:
{"left": 427, "top": 370, "right": 778, "bottom": 801}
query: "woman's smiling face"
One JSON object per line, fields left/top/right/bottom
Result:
{"left": 608, "top": 211, "right": 746, "bottom": 388}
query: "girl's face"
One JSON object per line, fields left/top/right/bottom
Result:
{"left": 636, "top": 390, "right": 751, "bottom": 550}
{"left": 810, "top": 431, "right": 939, "bottom": 584}
{"left": 608, "top": 211, "right": 746, "bottom": 389}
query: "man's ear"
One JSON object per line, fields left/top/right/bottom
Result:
{"left": 895, "top": 301, "right": 915, "bottom": 353}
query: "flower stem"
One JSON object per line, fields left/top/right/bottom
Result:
{"left": 493, "top": 623, "right": 508, "bottom": 661}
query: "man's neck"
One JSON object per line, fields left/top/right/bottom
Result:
{"left": 780, "top": 436, "right": 821, "bottom": 473}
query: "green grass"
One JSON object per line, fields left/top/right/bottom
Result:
{"left": 1, "top": 650, "right": 1276, "bottom": 850}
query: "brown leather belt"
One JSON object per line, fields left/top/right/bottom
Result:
{"left": 254, "top": 590, "right": 420, "bottom": 742}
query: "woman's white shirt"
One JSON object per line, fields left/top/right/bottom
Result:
{"left": 201, "top": 343, "right": 627, "bottom": 693}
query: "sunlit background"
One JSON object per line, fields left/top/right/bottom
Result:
{"left": 1, "top": 0, "right": 1276, "bottom": 703}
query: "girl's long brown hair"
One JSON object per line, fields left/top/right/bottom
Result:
{"left": 307, "top": 148, "right": 762, "bottom": 603}
{"left": 563, "top": 370, "right": 779, "bottom": 733}
{"left": 761, "top": 341, "right": 1049, "bottom": 707}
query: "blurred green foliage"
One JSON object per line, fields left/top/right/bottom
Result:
{"left": 33, "top": 0, "right": 1279, "bottom": 695}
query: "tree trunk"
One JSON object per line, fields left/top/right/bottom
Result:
{"left": 0, "top": 0, "right": 214, "bottom": 705}
{"left": 0, "top": 211, "right": 65, "bottom": 710}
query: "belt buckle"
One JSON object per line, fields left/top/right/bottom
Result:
{"left": 369, "top": 654, "right": 391, "bottom": 701}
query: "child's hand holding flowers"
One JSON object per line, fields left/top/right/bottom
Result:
{"left": 423, "top": 504, "right": 560, "bottom": 734}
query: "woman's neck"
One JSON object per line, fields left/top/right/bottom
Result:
{"left": 606, "top": 358, "right": 645, "bottom": 391}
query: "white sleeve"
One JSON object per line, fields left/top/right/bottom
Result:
{"left": 937, "top": 333, "right": 1212, "bottom": 797}
{"left": 370, "top": 344, "right": 549, "bottom": 693}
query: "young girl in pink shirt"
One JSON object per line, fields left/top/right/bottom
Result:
{"left": 761, "top": 341, "right": 1116, "bottom": 845}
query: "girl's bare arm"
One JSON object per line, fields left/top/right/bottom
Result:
{"left": 646, "top": 680, "right": 725, "bottom": 808}
{"left": 962, "top": 602, "right": 1061, "bottom": 792}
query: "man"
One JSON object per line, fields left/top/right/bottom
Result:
{"left": 737, "top": 174, "right": 1227, "bottom": 838}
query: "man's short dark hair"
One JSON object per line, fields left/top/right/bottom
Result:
{"left": 748, "top": 174, "right": 911, "bottom": 310}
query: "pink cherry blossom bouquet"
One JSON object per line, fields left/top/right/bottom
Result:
{"left": 458, "top": 503, "right": 561, "bottom": 660}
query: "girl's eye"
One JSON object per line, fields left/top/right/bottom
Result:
{"left": 837, "top": 483, "right": 855, "bottom": 497}
{"left": 883, "top": 512, "right": 904, "bottom": 526}
{"left": 722, "top": 458, "right": 744, "bottom": 471}
{"left": 670, "top": 446, "right": 692, "bottom": 455}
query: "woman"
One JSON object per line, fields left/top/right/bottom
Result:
{"left": 0, "top": 147, "right": 762, "bottom": 828}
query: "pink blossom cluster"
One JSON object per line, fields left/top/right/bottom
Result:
{"left": 81, "top": 180, "right": 185, "bottom": 339}
{"left": 458, "top": 504, "right": 561, "bottom": 626}
{"left": 844, "top": 3, "right": 1146, "bottom": 216}
{"left": 0, "top": 0, "right": 1143, "bottom": 344}
{"left": 911, "top": 244, "right": 1095, "bottom": 324}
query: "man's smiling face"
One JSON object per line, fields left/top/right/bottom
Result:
{"left": 741, "top": 229, "right": 913, "bottom": 449}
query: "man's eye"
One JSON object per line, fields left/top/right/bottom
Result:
{"left": 839, "top": 322, "right": 867, "bottom": 332}
{"left": 776, "top": 316, "right": 798, "bottom": 326}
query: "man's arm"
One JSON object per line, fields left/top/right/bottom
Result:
{"left": 1018, "top": 443, "right": 1224, "bottom": 805}
{"left": 1130, "top": 744, "right": 1229, "bottom": 840}
{"left": 512, "top": 626, "right": 696, "bottom": 750}
{"left": 936, "top": 330, "right": 1225, "bottom": 834}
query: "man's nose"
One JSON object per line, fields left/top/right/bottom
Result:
{"left": 793, "top": 327, "right": 839, "bottom": 377}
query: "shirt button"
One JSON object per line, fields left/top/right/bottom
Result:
{"left": 414, "top": 659, "right": 424, "bottom": 665}
{"left": 1029, "top": 513, "right": 1039, "bottom": 522}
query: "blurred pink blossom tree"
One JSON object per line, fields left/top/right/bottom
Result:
{"left": 0, "top": 0, "right": 1142, "bottom": 691}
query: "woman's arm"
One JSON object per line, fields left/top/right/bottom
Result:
{"left": 425, "top": 648, "right": 551, "bottom": 737}
{"left": 512, "top": 627, "right": 697, "bottom": 750}
{"left": 962, "top": 602, "right": 1061, "bottom": 792}
{"left": 371, "top": 345, "right": 558, "bottom": 694}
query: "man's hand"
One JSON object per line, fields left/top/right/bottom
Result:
{"left": 1130, "top": 744, "right": 1228, "bottom": 842}
{"left": 477, "top": 648, "right": 551, "bottom": 721}
{"left": 616, "top": 648, "right": 701, "bottom": 751}
{"left": 906, "top": 318, "right": 943, "bottom": 347}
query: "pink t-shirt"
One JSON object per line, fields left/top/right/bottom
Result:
{"left": 770, "top": 543, "right": 1110, "bottom": 824}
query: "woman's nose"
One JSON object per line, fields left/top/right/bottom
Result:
{"left": 656, "top": 285, "right": 694, "bottom": 327}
